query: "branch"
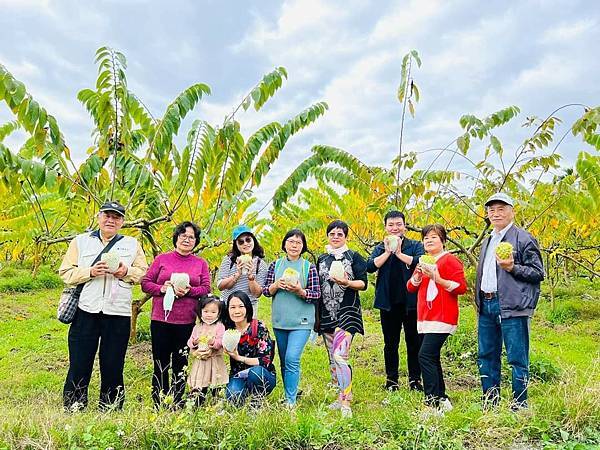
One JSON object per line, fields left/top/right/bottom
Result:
{"left": 468, "top": 223, "right": 491, "bottom": 255}
{"left": 35, "top": 215, "right": 172, "bottom": 244}
{"left": 124, "top": 215, "right": 172, "bottom": 228}
{"left": 542, "top": 248, "right": 600, "bottom": 278}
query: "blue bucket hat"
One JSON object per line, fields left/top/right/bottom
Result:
{"left": 232, "top": 225, "right": 253, "bottom": 241}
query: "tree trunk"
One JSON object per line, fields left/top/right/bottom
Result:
{"left": 130, "top": 294, "right": 151, "bottom": 343}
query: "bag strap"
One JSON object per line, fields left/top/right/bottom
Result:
{"left": 73, "top": 233, "right": 124, "bottom": 296}
{"left": 274, "top": 257, "right": 283, "bottom": 278}
{"left": 300, "top": 258, "right": 310, "bottom": 288}
{"left": 250, "top": 319, "right": 259, "bottom": 339}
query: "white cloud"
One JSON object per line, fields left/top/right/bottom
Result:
{"left": 2, "top": 0, "right": 599, "bottom": 212}
{"left": 0, "top": 0, "right": 51, "bottom": 11}
{"left": 512, "top": 54, "right": 581, "bottom": 90}
{"left": 368, "top": 0, "right": 447, "bottom": 45}
{"left": 0, "top": 56, "right": 41, "bottom": 79}
{"left": 540, "top": 18, "right": 597, "bottom": 43}
{"left": 233, "top": 0, "right": 367, "bottom": 78}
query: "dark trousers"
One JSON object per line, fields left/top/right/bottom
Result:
{"left": 418, "top": 333, "right": 449, "bottom": 406}
{"left": 63, "top": 308, "right": 131, "bottom": 410}
{"left": 380, "top": 305, "right": 422, "bottom": 384}
{"left": 150, "top": 320, "right": 194, "bottom": 408}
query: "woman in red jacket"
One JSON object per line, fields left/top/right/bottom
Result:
{"left": 407, "top": 224, "right": 467, "bottom": 413}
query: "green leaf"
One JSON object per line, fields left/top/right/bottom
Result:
{"left": 490, "top": 135, "right": 503, "bottom": 157}
{"left": 410, "top": 49, "right": 422, "bottom": 67}
{"left": 412, "top": 83, "right": 420, "bottom": 103}
{"left": 457, "top": 133, "right": 470, "bottom": 154}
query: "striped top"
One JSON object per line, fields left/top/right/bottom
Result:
{"left": 217, "top": 255, "right": 268, "bottom": 317}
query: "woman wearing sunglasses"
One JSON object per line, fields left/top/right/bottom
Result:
{"left": 217, "top": 225, "right": 268, "bottom": 319}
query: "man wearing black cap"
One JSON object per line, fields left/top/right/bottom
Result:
{"left": 475, "top": 193, "right": 544, "bottom": 410}
{"left": 59, "top": 201, "right": 148, "bottom": 411}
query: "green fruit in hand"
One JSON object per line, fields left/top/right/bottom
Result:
{"left": 496, "top": 242, "right": 513, "bottom": 260}
{"left": 101, "top": 252, "right": 120, "bottom": 272}
{"left": 239, "top": 254, "right": 252, "bottom": 264}
{"left": 419, "top": 255, "right": 436, "bottom": 265}
{"left": 170, "top": 273, "right": 190, "bottom": 290}
{"left": 281, "top": 268, "right": 299, "bottom": 285}
{"left": 223, "top": 329, "right": 241, "bottom": 352}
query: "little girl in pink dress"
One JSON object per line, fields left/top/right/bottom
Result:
{"left": 187, "top": 297, "right": 228, "bottom": 405}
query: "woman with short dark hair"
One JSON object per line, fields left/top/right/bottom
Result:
{"left": 223, "top": 291, "right": 276, "bottom": 405}
{"left": 262, "top": 229, "right": 321, "bottom": 407}
{"left": 141, "top": 221, "right": 211, "bottom": 408}
{"left": 316, "top": 220, "right": 368, "bottom": 418}
{"left": 407, "top": 224, "right": 467, "bottom": 414}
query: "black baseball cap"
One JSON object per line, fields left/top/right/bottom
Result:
{"left": 99, "top": 201, "right": 126, "bottom": 217}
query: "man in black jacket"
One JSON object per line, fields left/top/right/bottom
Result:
{"left": 475, "top": 193, "right": 544, "bottom": 409}
{"left": 367, "top": 211, "right": 425, "bottom": 391}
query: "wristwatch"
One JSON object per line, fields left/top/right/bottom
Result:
{"left": 248, "top": 274, "right": 256, "bottom": 281}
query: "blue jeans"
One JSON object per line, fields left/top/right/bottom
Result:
{"left": 274, "top": 328, "right": 311, "bottom": 404}
{"left": 225, "top": 366, "right": 276, "bottom": 405}
{"left": 477, "top": 295, "right": 530, "bottom": 407}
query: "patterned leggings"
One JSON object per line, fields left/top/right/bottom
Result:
{"left": 323, "top": 328, "right": 354, "bottom": 401}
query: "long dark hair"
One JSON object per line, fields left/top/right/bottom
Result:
{"left": 228, "top": 233, "right": 265, "bottom": 268}
{"left": 223, "top": 290, "right": 254, "bottom": 330}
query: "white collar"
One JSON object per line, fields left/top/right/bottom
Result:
{"left": 326, "top": 244, "right": 349, "bottom": 259}
{"left": 491, "top": 222, "right": 513, "bottom": 239}
{"left": 432, "top": 250, "right": 448, "bottom": 261}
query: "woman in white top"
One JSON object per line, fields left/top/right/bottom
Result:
{"left": 217, "top": 225, "right": 268, "bottom": 318}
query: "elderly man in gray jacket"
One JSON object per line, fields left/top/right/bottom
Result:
{"left": 475, "top": 193, "right": 544, "bottom": 409}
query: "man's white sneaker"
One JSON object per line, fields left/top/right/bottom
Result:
{"left": 440, "top": 398, "right": 453, "bottom": 412}
{"left": 421, "top": 406, "right": 444, "bottom": 420}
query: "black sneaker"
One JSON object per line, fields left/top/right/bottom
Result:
{"left": 384, "top": 380, "right": 399, "bottom": 391}
{"left": 482, "top": 390, "right": 500, "bottom": 411}
{"left": 409, "top": 380, "right": 424, "bottom": 392}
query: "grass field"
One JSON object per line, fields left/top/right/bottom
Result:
{"left": 0, "top": 273, "right": 598, "bottom": 449}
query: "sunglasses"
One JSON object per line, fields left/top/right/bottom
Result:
{"left": 236, "top": 236, "right": 253, "bottom": 245}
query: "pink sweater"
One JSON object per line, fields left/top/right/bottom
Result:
{"left": 141, "top": 251, "right": 211, "bottom": 324}
{"left": 187, "top": 321, "right": 225, "bottom": 350}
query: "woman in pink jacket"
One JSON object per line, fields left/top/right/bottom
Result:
{"left": 141, "top": 221, "right": 211, "bottom": 408}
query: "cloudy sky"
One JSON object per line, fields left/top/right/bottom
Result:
{"left": 1, "top": 0, "right": 598, "bottom": 209}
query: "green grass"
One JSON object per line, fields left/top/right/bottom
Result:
{"left": 0, "top": 280, "right": 599, "bottom": 449}
{"left": 0, "top": 265, "right": 62, "bottom": 293}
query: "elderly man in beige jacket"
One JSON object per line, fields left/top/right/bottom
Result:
{"left": 59, "top": 201, "right": 147, "bottom": 411}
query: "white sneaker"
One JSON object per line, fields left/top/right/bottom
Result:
{"left": 439, "top": 398, "right": 453, "bottom": 412}
{"left": 328, "top": 400, "right": 341, "bottom": 410}
{"left": 421, "top": 406, "right": 444, "bottom": 420}
{"left": 340, "top": 405, "right": 352, "bottom": 418}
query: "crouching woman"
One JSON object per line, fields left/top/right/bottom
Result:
{"left": 223, "top": 291, "right": 276, "bottom": 406}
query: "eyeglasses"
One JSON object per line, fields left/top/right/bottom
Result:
{"left": 178, "top": 234, "right": 196, "bottom": 242}
{"left": 328, "top": 232, "right": 345, "bottom": 238}
{"left": 237, "top": 236, "right": 253, "bottom": 245}
{"left": 286, "top": 239, "right": 303, "bottom": 246}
